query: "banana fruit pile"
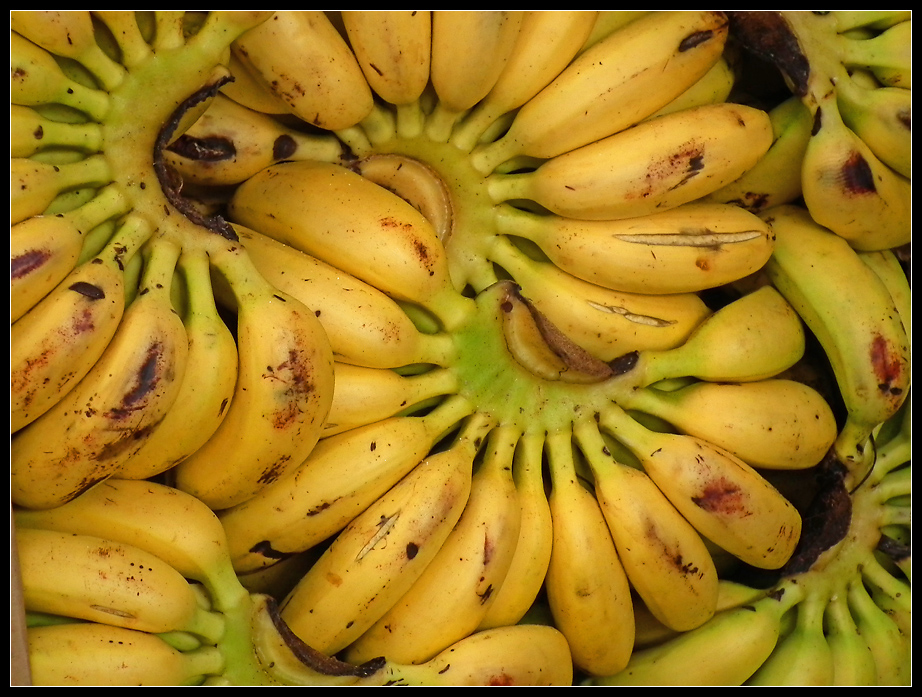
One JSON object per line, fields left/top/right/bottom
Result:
{"left": 10, "top": 10, "right": 911, "bottom": 686}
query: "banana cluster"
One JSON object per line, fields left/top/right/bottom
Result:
{"left": 10, "top": 10, "right": 911, "bottom": 687}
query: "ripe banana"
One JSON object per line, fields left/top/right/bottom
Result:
{"left": 170, "top": 244, "right": 335, "bottom": 511}
{"left": 599, "top": 402, "right": 803, "bottom": 570}
{"left": 218, "top": 394, "right": 476, "bottom": 574}
{"left": 13, "top": 478, "right": 248, "bottom": 613}
{"left": 476, "top": 430, "right": 553, "bottom": 630}
{"left": 16, "top": 527, "right": 226, "bottom": 643}
{"left": 543, "top": 426, "right": 635, "bottom": 676}
{"left": 230, "top": 223, "right": 456, "bottom": 369}
{"left": 488, "top": 234, "right": 713, "bottom": 361}
{"left": 220, "top": 48, "right": 291, "bottom": 115}
{"left": 231, "top": 11, "right": 374, "bottom": 131}
{"left": 492, "top": 200, "right": 775, "bottom": 295}
{"left": 10, "top": 104, "right": 104, "bottom": 159}
{"left": 112, "top": 245, "right": 239, "bottom": 481}
{"left": 485, "top": 102, "right": 774, "bottom": 221}
{"left": 12, "top": 234, "right": 188, "bottom": 510}
{"left": 761, "top": 204, "right": 910, "bottom": 480}
{"left": 620, "top": 378, "right": 839, "bottom": 471}
{"left": 450, "top": 11, "right": 599, "bottom": 152}
{"left": 163, "top": 93, "right": 346, "bottom": 187}
{"left": 278, "top": 412, "right": 493, "bottom": 657}
{"left": 643, "top": 53, "right": 736, "bottom": 121}
{"left": 426, "top": 11, "right": 525, "bottom": 142}
{"left": 10, "top": 184, "right": 128, "bottom": 323}
{"left": 857, "top": 248, "right": 911, "bottom": 341}
{"left": 629, "top": 284, "right": 806, "bottom": 387}
{"left": 11, "top": 153, "right": 113, "bottom": 226}
{"left": 26, "top": 621, "right": 225, "bottom": 686}
{"left": 343, "top": 423, "right": 522, "bottom": 665}
{"left": 471, "top": 11, "right": 730, "bottom": 172}
{"left": 227, "top": 160, "right": 475, "bottom": 331}
{"left": 574, "top": 417, "right": 720, "bottom": 632}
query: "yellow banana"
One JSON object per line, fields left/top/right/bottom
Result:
{"left": 10, "top": 29, "right": 111, "bottom": 122}
{"left": 13, "top": 478, "right": 248, "bottom": 614}
{"left": 113, "top": 245, "right": 239, "bottom": 481}
{"left": 27, "top": 622, "right": 225, "bottom": 686}
{"left": 231, "top": 10, "right": 373, "bottom": 131}
{"left": 487, "top": 235, "right": 712, "bottom": 361}
{"left": 170, "top": 243, "right": 335, "bottom": 511}
{"left": 278, "top": 412, "right": 493, "bottom": 657}
{"left": 599, "top": 403, "right": 803, "bottom": 570}
{"left": 485, "top": 102, "right": 774, "bottom": 221}
{"left": 831, "top": 10, "right": 912, "bottom": 33}
{"left": 492, "top": 200, "right": 774, "bottom": 295}
{"left": 12, "top": 234, "right": 188, "bottom": 510}
{"left": 705, "top": 94, "right": 814, "bottom": 213}
{"left": 218, "top": 394, "right": 476, "bottom": 574}
{"left": 837, "top": 19, "right": 911, "bottom": 88}
{"left": 16, "top": 527, "right": 226, "bottom": 643}
{"left": 426, "top": 11, "right": 525, "bottom": 142}
{"left": 450, "top": 11, "right": 599, "bottom": 152}
{"left": 163, "top": 93, "right": 346, "bottom": 186}
{"left": 11, "top": 153, "right": 113, "bottom": 226}
{"left": 323, "top": 362, "right": 459, "bottom": 436}
{"left": 762, "top": 204, "right": 911, "bottom": 480}
{"left": 620, "top": 378, "right": 839, "bottom": 471}
{"left": 343, "top": 423, "right": 521, "bottom": 665}
{"left": 220, "top": 47, "right": 291, "bottom": 115}
{"left": 629, "top": 285, "right": 806, "bottom": 387}
{"left": 824, "top": 591, "right": 879, "bottom": 686}
{"left": 10, "top": 104, "right": 103, "bottom": 158}
{"left": 10, "top": 184, "right": 128, "bottom": 323}
{"left": 593, "top": 582, "right": 805, "bottom": 686}
{"left": 358, "top": 624, "right": 574, "bottom": 686}
{"left": 230, "top": 223, "right": 456, "bottom": 369}
{"left": 477, "top": 430, "right": 553, "bottom": 630}
{"left": 543, "top": 426, "right": 635, "bottom": 677}
{"left": 471, "top": 11, "right": 730, "bottom": 172}
{"left": 574, "top": 417, "right": 720, "bottom": 632}
{"left": 858, "top": 248, "right": 911, "bottom": 342}
{"left": 577, "top": 11, "right": 651, "bottom": 54}
{"left": 643, "top": 53, "right": 736, "bottom": 120}
{"left": 846, "top": 578, "right": 911, "bottom": 685}
{"left": 227, "top": 160, "right": 476, "bottom": 331}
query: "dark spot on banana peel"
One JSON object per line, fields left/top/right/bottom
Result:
{"left": 273, "top": 134, "right": 298, "bottom": 160}
{"left": 678, "top": 22, "right": 724, "bottom": 52}
{"left": 608, "top": 350, "right": 640, "bottom": 376}
{"left": 11, "top": 248, "right": 53, "bottom": 279}
{"left": 105, "top": 343, "right": 166, "bottom": 421}
{"left": 691, "top": 478, "right": 747, "bottom": 515}
{"left": 870, "top": 334, "right": 907, "bottom": 395}
{"left": 877, "top": 533, "right": 911, "bottom": 565}
{"left": 406, "top": 542, "right": 420, "bottom": 560}
{"left": 257, "top": 456, "right": 291, "bottom": 487}
{"left": 70, "top": 281, "right": 106, "bottom": 300}
{"left": 248, "top": 540, "right": 293, "bottom": 561}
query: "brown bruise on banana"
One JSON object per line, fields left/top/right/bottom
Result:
{"left": 869, "top": 334, "right": 908, "bottom": 400}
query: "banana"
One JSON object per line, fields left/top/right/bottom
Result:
{"left": 761, "top": 204, "right": 911, "bottom": 480}
{"left": 599, "top": 402, "right": 803, "bottom": 570}
{"left": 231, "top": 10, "right": 374, "bottom": 131}
{"left": 112, "top": 245, "right": 239, "bottom": 481}
{"left": 831, "top": 10, "right": 912, "bottom": 33}
{"left": 488, "top": 234, "right": 713, "bottom": 363}
{"left": 227, "top": 160, "right": 476, "bottom": 331}
{"left": 12, "top": 234, "right": 188, "bottom": 510}
{"left": 619, "top": 378, "right": 839, "bottom": 471}
{"left": 10, "top": 183, "right": 129, "bottom": 323}
{"left": 218, "top": 394, "right": 476, "bottom": 574}
{"left": 340, "top": 11, "right": 431, "bottom": 138}
{"left": 705, "top": 95, "right": 814, "bottom": 213}
{"left": 574, "top": 417, "right": 720, "bottom": 632}
{"left": 230, "top": 224, "right": 457, "bottom": 369}
{"left": 592, "top": 582, "right": 805, "bottom": 686}
{"left": 27, "top": 621, "right": 225, "bottom": 686}
{"left": 343, "top": 423, "right": 522, "bottom": 665}
{"left": 450, "top": 11, "right": 599, "bottom": 152}
{"left": 470, "top": 11, "right": 730, "bottom": 172}
{"left": 491, "top": 200, "right": 775, "bottom": 295}
{"left": 477, "top": 430, "right": 553, "bottom": 630}
{"left": 10, "top": 29, "right": 111, "bottom": 122}
{"left": 90, "top": 11, "right": 155, "bottom": 69}
{"left": 847, "top": 578, "right": 912, "bottom": 686}
{"left": 11, "top": 154, "right": 113, "bottom": 226}
{"left": 220, "top": 48, "right": 291, "bottom": 115}
{"left": 10, "top": 10, "right": 126, "bottom": 91}
{"left": 10, "top": 104, "right": 104, "bottom": 158}
{"left": 278, "top": 412, "right": 494, "bottom": 657}
{"left": 577, "top": 11, "right": 651, "bottom": 54}
{"left": 837, "top": 19, "right": 912, "bottom": 88}
{"left": 836, "top": 69, "right": 912, "bottom": 179}
{"left": 425, "top": 11, "right": 525, "bottom": 142}
{"left": 746, "top": 594, "right": 835, "bottom": 685}
{"left": 163, "top": 93, "right": 346, "bottom": 186}
{"left": 13, "top": 478, "right": 248, "bottom": 613}
{"left": 857, "top": 247, "right": 911, "bottom": 340}
{"left": 485, "top": 102, "right": 774, "bottom": 222}
{"left": 542, "top": 426, "right": 635, "bottom": 677}
{"left": 15, "top": 527, "right": 226, "bottom": 644}
{"left": 323, "top": 363, "right": 459, "bottom": 436}
{"left": 643, "top": 53, "right": 736, "bottom": 121}
{"left": 357, "top": 624, "right": 573, "bottom": 686}
{"left": 170, "top": 243, "right": 335, "bottom": 511}
{"left": 629, "top": 285, "right": 806, "bottom": 387}
{"left": 823, "top": 590, "right": 878, "bottom": 686}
